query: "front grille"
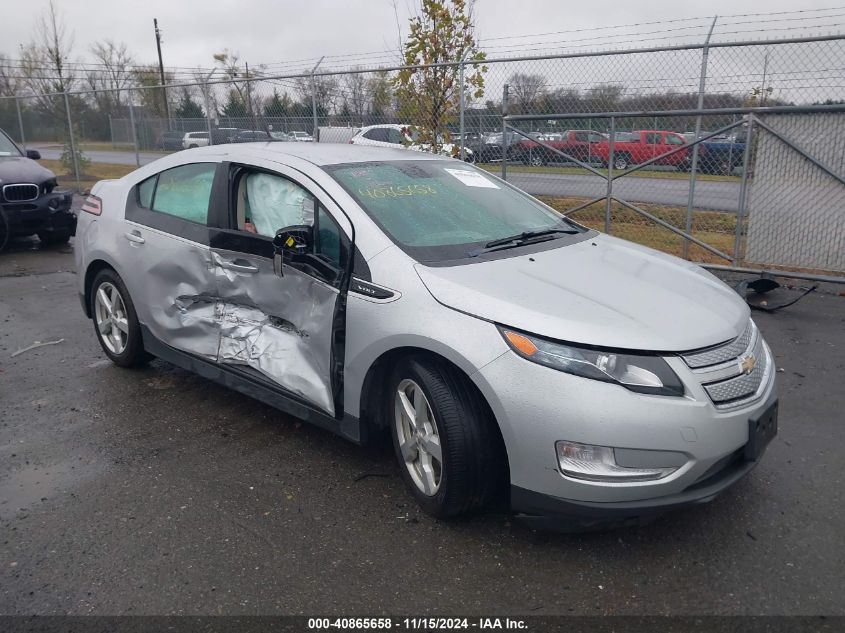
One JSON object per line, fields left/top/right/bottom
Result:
{"left": 2, "top": 183, "right": 39, "bottom": 203}
{"left": 682, "top": 320, "right": 754, "bottom": 368}
{"left": 681, "top": 319, "right": 772, "bottom": 410}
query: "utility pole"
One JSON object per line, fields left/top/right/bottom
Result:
{"left": 154, "top": 19, "right": 171, "bottom": 125}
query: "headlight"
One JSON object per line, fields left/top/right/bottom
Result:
{"left": 499, "top": 327, "right": 684, "bottom": 397}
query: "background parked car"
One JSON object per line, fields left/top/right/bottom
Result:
{"left": 269, "top": 131, "right": 294, "bottom": 141}
{"left": 593, "top": 130, "right": 688, "bottom": 170}
{"left": 350, "top": 124, "right": 475, "bottom": 161}
{"left": 289, "top": 131, "right": 314, "bottom": 142}
{"left": 0, "top": 127, "right": 75, "bottom": 247}
{"left": 210, "top": 128, "right": 242, "bottom": 145}
{"left": 510, "top": 129, "right": 607, "bottom": 166}
{"left": 233, "top": 130, "right": 271, "bottom": 143}
{"left": 155, "top": 130, "right": 185, "bottom": 151}
{"left": 182, "top": 131, "right": 210, "bottom": 149}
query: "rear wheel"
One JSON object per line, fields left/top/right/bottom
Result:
{"left": 528, "top": 151, "right": 546, "bottom": 167}
{"left": 613, "top": 154, "right": 631, "bottom": 171}
{"left": 388, "top": 356, "right": 503, "bottom": 518}
{"left": 90, "top": 269, "right": 151, "bottom": 368}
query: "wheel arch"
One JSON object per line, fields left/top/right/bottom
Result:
{"left": 358, "top": 346, "right": 510, "bottom": 478}
{"left": 82, "top": 258, "right": 119, "bottom": 318}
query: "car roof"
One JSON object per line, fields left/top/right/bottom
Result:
{"left": 182, "top": 142, "right": 446, "bottom": 166}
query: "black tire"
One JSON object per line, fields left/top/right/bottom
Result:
{"left": 37, "top": 230, "right": 71, "bottom": 246}
{"left": 388, "top": 355, "right": 504, "bottom": 518}
{"left": 89, "top": 268, "right": 152, "bottom": 368}
{"left": 528, "top": 151, "right": 546, "bottom": 167}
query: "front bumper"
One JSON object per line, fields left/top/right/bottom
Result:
{"left": 2, "top": 190, "right": 75, "bottom": 237}
{"left": 472, "top": 338, "right": 778, "bottom": 528}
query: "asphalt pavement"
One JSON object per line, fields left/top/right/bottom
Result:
{"left": 34, "top": 146, "right": 741, "bottom": 212}
{"left": 1, "top": 235, "right": 843, "bottom": 615}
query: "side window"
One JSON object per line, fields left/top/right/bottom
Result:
{"left": 387, "top": 128, "right": 405, "bottom": 145}
{"left": 645, "top": 133, "right": 661, "bottom": 145}
{"left": 666, "top": 134, "right": 685, "bottom": 145}
{"left": 151, "top": 163, "right": 216, "bottom": 224}
{"left": 138, "top": 175, "right": 156, "bottom": 208}
{"left": 240, "top": 171, "right": 315, "bottom": 238}
{"left": 315, "top": 206, "right": 342, "bottom": 269}
{"left": 364, "top": 128, "right": 388, "bottom": 142}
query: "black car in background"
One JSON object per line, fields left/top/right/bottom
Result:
{"left": 155, "top": 130, "right": 185, "bottom": 151}
{"left": 0, "top": 128, "right": 75, "bottom": 248}
{"left": 233, "top": 130, "right": 271, "bottom": 143}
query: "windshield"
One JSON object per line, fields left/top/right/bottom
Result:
{"left": 0, "top": 131, "right": 23, "bottom": 157}
{"left": 326, "top": 160, "right": 584, "bottom": 263}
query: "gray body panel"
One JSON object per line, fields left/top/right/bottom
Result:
{"left": 75, "top": 143, "right": 778, "bottom": 510}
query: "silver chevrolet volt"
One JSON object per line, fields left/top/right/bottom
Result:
{"left": 75, "top": 143, "right": 778, "bottom": 529}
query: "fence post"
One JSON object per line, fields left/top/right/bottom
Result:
{"left": 311, "top": 56, "right": 325, "bottom": 141}
{"left": 604, "top": 116, "right": 616, "bottom": 233}
{"left": 683, "top": 15, "right": 718, "bottom": 259}
{"left": 128, "top": 90, "right": 140, "bottom": 167}
{"left": 459, "top": 52, "right": 466, "bottom": 161}
{"left": 733, "top": 114, "right": 755, "bottom": 266}
{"left": 15, "top": 97, "right": 26, "bottom": 151}
{"left": 501, "top": 84, "right": 509, "bottom": 181}
{"left": 63, "top": 91, "right": 81, "bottom": 193}
{"left": 204, "top": 81, "right": 214, "bottom": 145}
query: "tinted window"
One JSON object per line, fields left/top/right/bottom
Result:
{"left": 138, "top": 175, "right": 156, "bottom": 208}
{"left": 387, "top": 128, "right": 405, "bottom": 145}
{"left": 151, "top": 163, "right": 216, "bottom": 224}
{"left": 243, "top": 172, "right": 315, "bottom": 237}
{"left": 363, "top": 128, "right": 389, "bottom": 142}
{"left": 327, "top": 160, "right": 583, "bottom": 263}
{"left": 645, "top": 133, "right": 661, "bottom": 144}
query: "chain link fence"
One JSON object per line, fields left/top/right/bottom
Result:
{"left": 1, "top": 34, "right": 843, "bottom": 280}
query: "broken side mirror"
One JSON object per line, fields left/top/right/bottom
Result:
{"left": 272, "top": 225, "right": 313, "bottom": 277}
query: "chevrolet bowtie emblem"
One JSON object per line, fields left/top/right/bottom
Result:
{"left": 739, "top": 354, "right": 756, "bottom": 375}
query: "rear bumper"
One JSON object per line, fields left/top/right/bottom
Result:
{"left": 3, "top": 190, "right": 75, "bottom": 237}
{"left": 511, "top": 447, "right": 761, "bottom": 531}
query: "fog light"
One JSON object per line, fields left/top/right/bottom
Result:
{"left": 48, "top": 197, "right": 60, "bottom": 210}
{"left": 555, "top": 441, "right": 677, "bottom": 482}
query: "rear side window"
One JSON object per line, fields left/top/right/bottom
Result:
{"left": 364, "top": 128, "right": 389, "bottom": 142}
{"left": 151, "top": 163, "right": 216, "bottom": 224}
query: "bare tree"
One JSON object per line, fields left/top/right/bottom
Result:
{"left": 89, "top": 40, "right": 135, "bottom": 98}
{"left": 343, "top": 71, "right": 368, "bottom": 123}
{"left": 295, "top": 74, "right": 338, "bottom": 117}
{"left": 508, "top": 73, "right": 546, "bottom": 113}
{"left": 0, "top": 53, "right": 20, "bottom": 97}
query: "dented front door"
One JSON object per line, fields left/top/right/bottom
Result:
{"left": 208, "top": 163, "right": 352, "bottom": 417}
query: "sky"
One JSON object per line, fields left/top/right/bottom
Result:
{"left": 0, "top": 0, "right": 842, "bottom": 79}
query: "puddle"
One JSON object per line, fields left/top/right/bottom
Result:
{"left": 0, "top": 459, "right": 102, "bottom": 517}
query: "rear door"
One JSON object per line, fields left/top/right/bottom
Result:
{"left": 207, "top": 160, "right": 353, "bottom": 416}
{"left": 122, "top": 161, "right": 224, "bottom": 359}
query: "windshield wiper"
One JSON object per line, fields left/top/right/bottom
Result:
{"left": 468, "top": 227, "right": 580, "bottom": 257}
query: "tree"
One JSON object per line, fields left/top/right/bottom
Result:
{"left": 367, "top": 71, "right": 392, "bottom": 119}
{"left": 343, "top": 71, "right": 368, "bottom": 124}
{"left": 133, "top": 65, "right": 174, "bottom": 118}
{"left": 212, "top": 49, "right": 263, "bottom": 115}
{"left": 175, "top": 89, "right": 204, "bottom": 118}
{"left": 220, "top": 89, "right": 248, "bottom": 118}
{"left": 263, "top": 89, "right": 291, "bottom": 117}
{"left": 393, "top": 0, "right": 486, "bottom": 153}
{"left": 508, "top": 73, "right": 546, "bottom": 113}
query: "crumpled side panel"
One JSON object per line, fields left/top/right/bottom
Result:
{"left": 213, "top": 254, "right": 339, "bottom": 416}
{"left": 142, "top": 239, "right": 220, "bottom": 360}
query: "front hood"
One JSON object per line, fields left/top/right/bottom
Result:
{"left": 415, "top": 234, "right": 749, "bottom": 352}
{"left": 0, "top": 156, "right": 55, "bottom": 184}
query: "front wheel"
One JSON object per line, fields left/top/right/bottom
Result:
{"left": 90, "top": 269, "right": 151, "bottom": 368}
{"left": 613, "top": 154, "right": 630, "bottom": 171}
{"left": 528, "top": 151, "right": 546, "bottom": 167}
{"left": 389, "top": 356, "right": 504, "bottom": 518}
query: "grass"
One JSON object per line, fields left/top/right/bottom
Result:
{"left": 540, "top": 195, "right": 739, "bottom": 264}
{"left": 40, "top": 159, "right": 136, "bottom": 192}
{"left": 478, "top": 162, "right": 738, "bottom": 183}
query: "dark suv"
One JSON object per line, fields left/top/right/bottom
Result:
{"left": 0, "top": 128, "right": 75, "bottom": 247}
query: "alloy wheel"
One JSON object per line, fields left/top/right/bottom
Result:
{"left": 94, "top": 281, "right": 129, "bottom": 355}
{"left": 394, "top": 378, "right": 443, "bottom": 496}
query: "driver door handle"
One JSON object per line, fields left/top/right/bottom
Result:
{"left": 213, "top": 253, "right": 259, "bottom": 274}
{"left": 124, "top": 231, "right": 145, "bottom": 245}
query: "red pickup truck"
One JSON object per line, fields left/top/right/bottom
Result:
{"left": 592, "top": 130, "right": 688, "bottom": 171}
{"left": 509, "top": 129, "right": 607, "bottom": 166}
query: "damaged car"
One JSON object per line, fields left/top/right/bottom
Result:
{"left": 75, "top": 143, "right": 778, "bottom": 530}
